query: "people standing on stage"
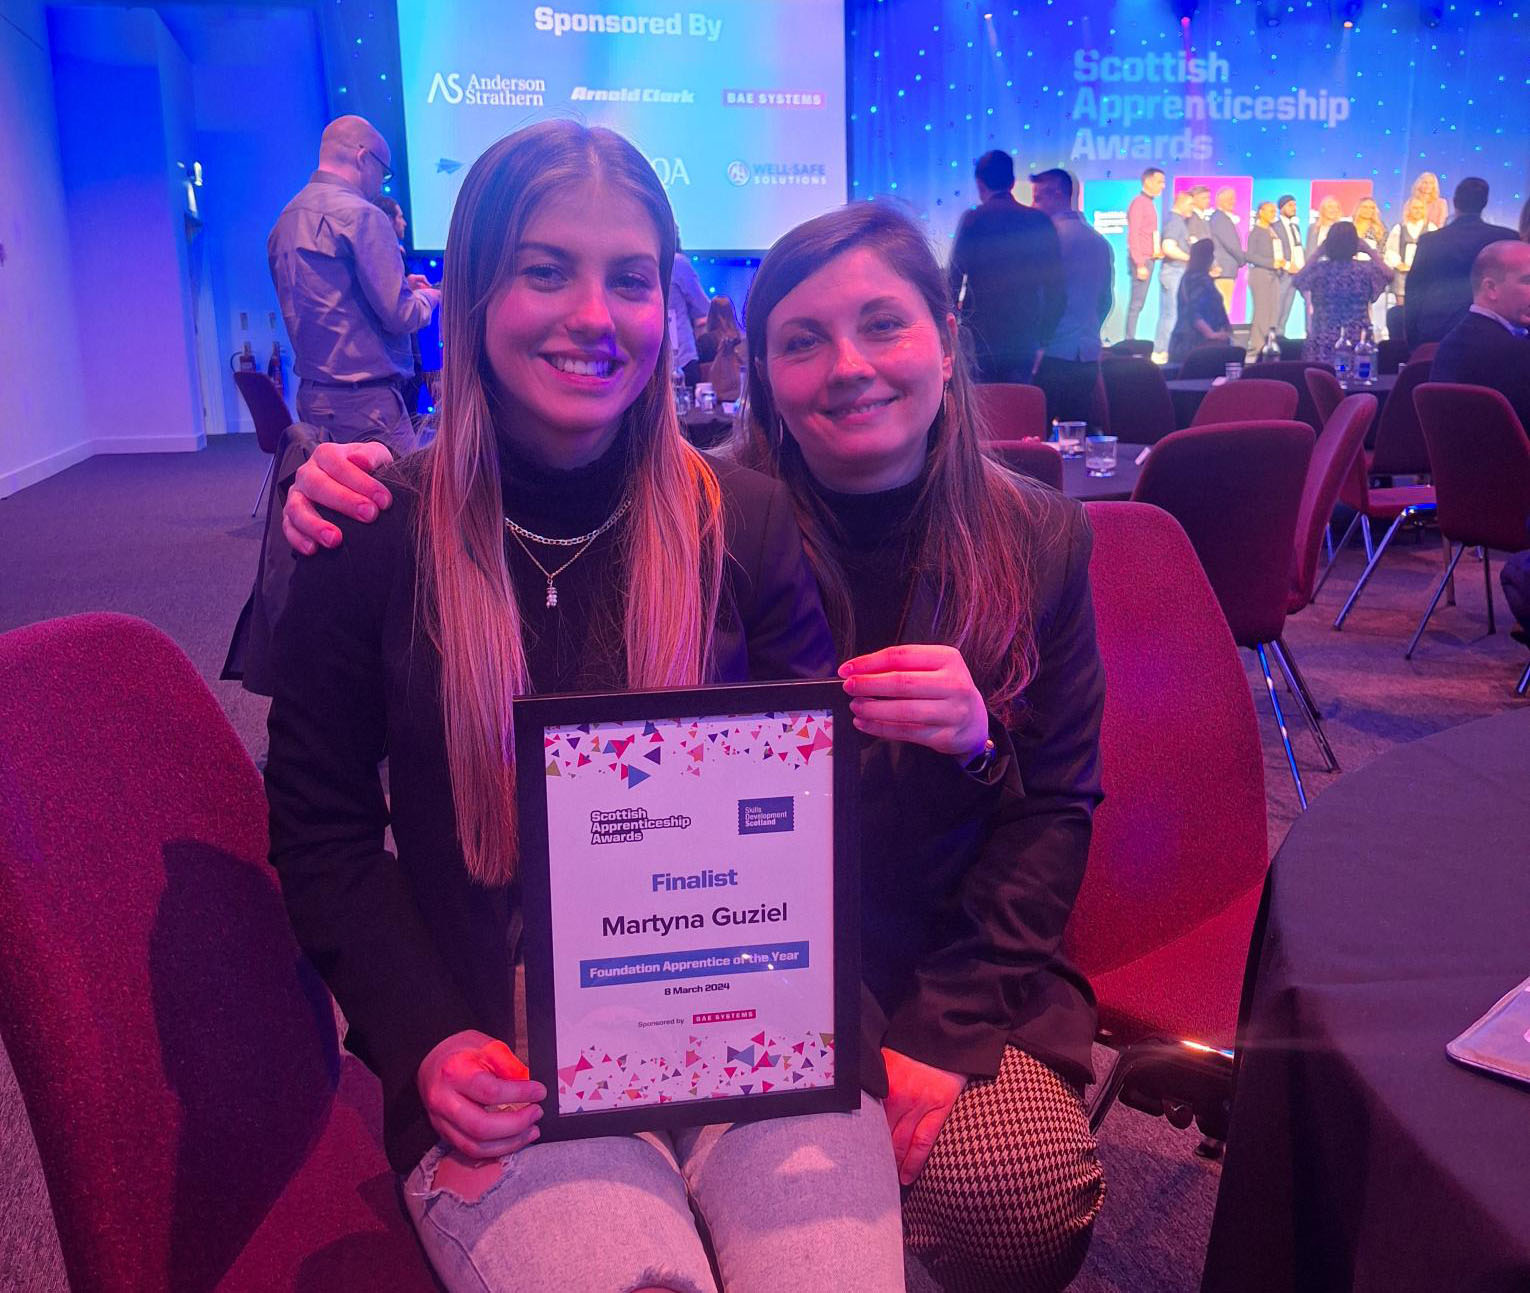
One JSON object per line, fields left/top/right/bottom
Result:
{"left": 268, "top": 115, "right": 439, "bottom": 457}
{"left": 1404, "top": 176, "right": 1520, "bottom": 345}
{"left": 948, "top": 150, "right": 1065, "bottom": 384}
{"left": 1411, "top": 171, "right": 1450, "bottom": 232}
{"left": 1291, "top": 222, "right": 1391, "bottom": 365}
{"left": 1186, "top": 186, "right": 1213, "bottom": 246}
{"left": 1383, "top": 197, "right": 1437, "bottom": 309}
{"left": 1153, "top": 190, "right": 1196, "bottom": 362}
{"left": 1030, "top": 168, "right": 1114, "bottom": 424}
{"left": 1124, "top": 167, "right": 1165, "bottom": 342}
{"left": 1272, "top": 194, "right": 1306, "bottom": 335}
{"left": 1208, "top": 187, "right": 1244, "bottom": 313}
{"left": 1306, "top": 195, "right": 1344, "bottom": 262}
{"left": 1431, "top": 241, "right": 1530, "bottom": 433}
{"left": 1352, "top": 197, "right": 1390, "bottom": 338}
{"left": 1244, "top": 201, "right": 1284, "bottom": 358}
{"left": 1167, "top": 240, "right": 1233, "bottom": 364}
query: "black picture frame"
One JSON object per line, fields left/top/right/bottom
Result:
{"left": 514, "top": 678, "right": 860, "bottom": 1141}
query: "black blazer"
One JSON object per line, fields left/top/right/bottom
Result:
{"left": 1209, "top": 210, "right": 1244, "bottom": 277}
{"left": 1404, "top": 215, "right": 1520, "bottom": 344}
{"left": 1430, "top": 310, "right": 1530, "bottom": 433}
{"left": 857, "top": 486, "right": 1104, "bottom": 1094}
{"left": 949, "top": 195, "right": 1066, "bottom": 369}
{"left": 264, "top": 450, "right": 836, "bottom": 1173}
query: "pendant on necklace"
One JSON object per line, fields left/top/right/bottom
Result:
{"left": 545, "top": 580, "right": 559, "bottom": 609}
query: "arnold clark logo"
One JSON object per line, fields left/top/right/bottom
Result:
{"left": 572, "top": 85, "right": 696, "bottom": 105}
{"left": 737, "top": 797, "right": 793, "bottom": 836}
{"left": 726, "top": 160, "right": 828, "bottom": 187}
{"left": 427, "top": 72, "right": 546, "bottom": 107}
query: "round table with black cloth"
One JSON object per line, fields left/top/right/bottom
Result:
{"left": 1167, "top": 372, "right": 1396, "bottom": 428}
{"left": 1202, "top": 708, "right": 1530, "bottom": 1293}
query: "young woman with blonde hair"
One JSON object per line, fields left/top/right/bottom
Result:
{"left": 284, "top": 198, "right": 1108, "bottom": 1292}
{"left": 264, "top": 120, "right": 905, "bottom": 1293}
{"left": 1411, "top": 171, "right": 1450, "bottom": 231}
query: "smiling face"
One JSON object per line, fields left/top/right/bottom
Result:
{"left": 1319, "top": 196, "right": 1343, "bottom": 223}
{"left": 1280, "top": 198, "right": 1297, "bottom": 219}
{"left": 482, "top": 180, "right": 666, "bottom": 468}
{"left": 763, "top": 246, "right": 953, "bottom": 494}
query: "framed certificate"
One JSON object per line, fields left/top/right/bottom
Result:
{"left": 515, "top": 679, "right": 859, "bottom": 1140}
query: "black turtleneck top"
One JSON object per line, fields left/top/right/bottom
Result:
{"left": 264, "top": 437, "right": 834, "bottom": 1173}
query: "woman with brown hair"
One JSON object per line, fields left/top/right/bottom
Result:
{"left": 284, "top": 199, "right": 1108, "bottom": 1292}
{"left": 696, "top": 293, "right": 746, "bottom": 400}
{"left": 264, "top": 120, "right": 905, "bottom": 1292}
{"left": 1352, "top": 197, "right": 1391, "bottom": 336}
{"left": 1292, "top": 221, "right": 1391, "bottom": 363}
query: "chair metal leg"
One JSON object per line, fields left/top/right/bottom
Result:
{"left": 1443, "top": 531, "right": 1456, "bottom": 607}
{"left": 1361, "top": 513, "right": 1375, "bottom": 563}
{"left": 1316, "top": 512, "right": 1363, "bottom": 595}
{"left": 1257, "top": 644, "right": 1308, "bottom": 810}
{"left": 1517, "top": 658, "right": 1530, "bottom": 697}
{"left": 1334, "top": 512, "right": 1408, "bottom": 629}
{"left": 251, "top": 457, "right": 275, "bottom": 517}
{"left": 1484, "top": 550, "right": 1496, "bottom": 636}
{"left": 1271, "top": 636, "right": 1339, "bottom": 772}
{"left": 1324, "top": 527, "right": 1335, "bottom": 563}
{"left": 1406, "top": 542, "right": 1466, "bottom": 659}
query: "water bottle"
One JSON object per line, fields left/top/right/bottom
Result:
{"left": 672, "top": 365, "right": 691, "bottom": 417}
{"left": 1333, "top": 327, "right": 1353, "bottom": 381}
{"left": 1260, "top": 328, "right": 1281, "bottom": 362}
{"left": 1354, "top": 326, "right": 1376, "bottom": 385}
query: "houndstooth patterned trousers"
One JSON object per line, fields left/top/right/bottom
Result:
{"left": 903, "top": 1047, "right": 1105, "bottom": 1293}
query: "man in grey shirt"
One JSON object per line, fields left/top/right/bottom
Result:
{"left": 1030, "top": 169, "right": 1113, "bottom": 425}
{"left": 268, "top": 115, "right": 439, "bottom": 456}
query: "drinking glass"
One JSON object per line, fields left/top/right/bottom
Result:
{"left": 1085, "top": 435, "right": 1118, "bottom": 477}
{"left": 1224, "top": 362, "right": 1244, "bottom": 381}
{"left": 1053, "top": 419, "right": 1087, "bottom": 458}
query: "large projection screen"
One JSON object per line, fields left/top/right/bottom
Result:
{"left": 397, "top": 1, "right": 849, "bottom": 252}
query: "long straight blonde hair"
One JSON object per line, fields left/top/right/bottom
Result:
{"left": 422, "top": 122, "right": 723, "bottom": 885}
{"left": 735, "top": 202, "right": 1042, "bottom": 719}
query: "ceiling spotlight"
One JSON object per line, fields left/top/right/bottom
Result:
{"left": 1257, "top": 0, "right": 1285, "bottom": 25}
{"left": 1339, "top": 0, "right": 1363, "bottom": 26}
{"left": 1170, "top": 0, "right": 1199, "bottom": 21}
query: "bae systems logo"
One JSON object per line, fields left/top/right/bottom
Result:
{"left": 427, "top": 72, "right": 547, "bottom": 107}
{"left": 727, "top": 161, "right": 828, "bottom": 187}
{"left": 722, "top": 89, "right": 827, "bottom": 109}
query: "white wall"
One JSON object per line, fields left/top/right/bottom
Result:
{"left": 0, "top": 0, "right": 90, "bottom": 497}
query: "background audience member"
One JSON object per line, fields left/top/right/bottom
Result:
{"left": 1273, "top": 193, "right": 1306, "bottom": 334}
{"left": 667, "top": 230, "right": 710, "bottom": 385}
{"left": 1430, "top": 240, "right": 1530, "bottom": 432}
{"left": 1208, "top": 186, "right": 1244, "bottom": 310}
{"left": 1384, "top": 197, "right": 1438, "bottom": 308}
{"left": 696, "top": 293, "right": 746, "bottom": 401}
{"left": 373, "top": 195, "right": 426, "bottom": 421}
{"left": 1124, "top": 167, "right": 1164, "bottom": 341}
{"left": 1030, "top": 168, "right": 1113, "bottom": 424}
{"left": 268, "top": 114, "right": 438, "bottom": 457}
{"left": 948, "top": 150, "right": 1065, "bottom": 383}
{"left": 1154, "top": 190, "right": 1196, "bottom": 361}
{"left": 1411, "top": 170, "right": 1450, "bottom": 230}
{"left": 1292, "top": 221, "right": 1391, "bottom": 364}
{"left": 1167, "top": 239, "right": 1232, "bottom": 363}
{"left": 1245, "top": 200, "right": 1284, "bottom": 356}
{"left": 1404, "top": 176, "right": 1519, "bottom": 344}
{"left": 1519, "top": 194, "right": 1530, "bottom": 243}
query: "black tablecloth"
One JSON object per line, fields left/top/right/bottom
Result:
{"left": 1061, "top": 443, "right": 1147, "bottom": 501}
{"left": 1167, "top": 373, "right": 1396, "bottom": 428}
{"left": 1202, "top": 708, "right": 1530, "bottom": 1293}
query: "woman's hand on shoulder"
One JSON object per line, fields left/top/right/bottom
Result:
{"left": 839, "top": 644, "right": 989, "bottom": 763}
{"left": 417, "top": 1029, "right": 546, "bottom": 1160}
{"left": 881, "top": 1047, "right": 968, "bottom": 1186}
{"left": 282, "top": 440, "right": 395, "bottom": 556}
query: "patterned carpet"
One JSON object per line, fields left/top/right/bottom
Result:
{"left": 2, "top": 434, "right": 1524, "bottom": 1290}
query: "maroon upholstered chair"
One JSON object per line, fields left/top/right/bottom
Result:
{"left": 986, "top": 439, "right": 1064, "bottom": 491}
{"left": 1366, "top": 358, "right": 1434, "bottom": 471}
{"left": 1067, "top": 502, "right": 1269, "bottom": 1142}
{"left": 973, "top": 381, "right": 1047, "bottom": 442}
{"left": 0, "top": 614, "right": 434, "bottom": 1293}
{"left": 1189, "top": 378, "right": 1299, "bottom": 427}
{"left": 1409, "top": 340, "right": 1441, "bottom": 365}
{"left": 1407, "top": 385, "right": 1530, "bottom": 660}
{"left": 1304, "top": 367, "right": 1344, "bottom": 429}
{"left": 1100, "top": 356, "right": 1177, "bottom": 444}
{"left": 1177, "top": 343, "right": 1245, "bottom": 381}
{"left": 1108, "top": 338, "right": 1155, "bottom": 359}
{"left": 234, "top": 371, "right": 296, "bottom": 517}
{"left": 1244, "top": 359, "right": 1332, "bottom": 433}
{"left": 1131, "top": 420, "right": 1321, "bottom": 806}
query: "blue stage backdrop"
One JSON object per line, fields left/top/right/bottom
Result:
{"left": 314, "top": 0, "right": 1526, "bottom": 340}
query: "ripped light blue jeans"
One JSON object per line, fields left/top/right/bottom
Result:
{"left": 401, "top": 1095, "right": 904, "bottom": 1293}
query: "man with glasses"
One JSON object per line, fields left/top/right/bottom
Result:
{"left": 268, "top": 115, "right": 439, "bottom": 457}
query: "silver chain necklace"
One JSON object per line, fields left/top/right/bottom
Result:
{"left": 504, "top": 497, "right": 632, "bottom": 608}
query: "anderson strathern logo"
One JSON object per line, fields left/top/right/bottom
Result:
{"left": 726, "top": 160, "right": 828, "bottom": 187}
{"left": 738, "top": 797, "right": 794, "bottom": 836}
{"left": 427, "top": 72, "right": 546, "bottom": 107}
{"left": 590, "top": 807, "right": 691, "bottom": 845}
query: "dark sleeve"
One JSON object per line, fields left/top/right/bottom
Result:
{"left": 881, "top": 505, "right": 1104, "bottom": 1078}
{"left": 1216, "top": 216, "right": 1245, "bottom": 264}
{"left": 1034, "top": 215, "right": 1067, "bottom": 344}
{"left": 264, "top": 502, "right": 480, "bottom": 1138}
{"left": 1404, "top": 239, "right": 1433, "bottom": 340}
{"left": 1245, "top": 229, "right": 1277, "bottom": 271}
{"left": 948, "top": 212, "right": 972, "bottom": 307}
{"left": 1097, "top": 240, "right": 1115, "bottom": 325}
